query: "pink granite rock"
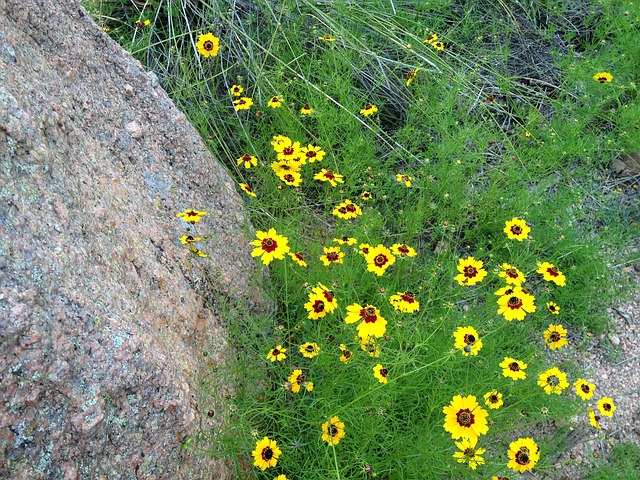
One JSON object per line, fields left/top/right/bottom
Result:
{"left": 0, "top": 0, "right": 264, "bottom": 477}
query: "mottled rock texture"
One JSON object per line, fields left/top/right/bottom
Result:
{"left": 0, "top": 0, "right": 261, "bottom": 477}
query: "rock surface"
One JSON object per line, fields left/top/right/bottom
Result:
{"left": 0, "top": 0, "right": 261, "bottom": 477}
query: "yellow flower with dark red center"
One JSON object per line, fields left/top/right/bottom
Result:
{"left": 546, "top": 302, "right": 560, "bottom": 314}
{"left": 537, "top": 367, "right": 569, "bottom": 395}
{"left": 310, "top": 283, "right": 338, "bottom": 313}
{"left": 597, "top": 397, "right": 616, "bottom": 417}
{"left": 318, "top": 34, "right": 336, "bottom": 41}
{"left": 593, "top": 72, "right": 613, "bottom": 83}
{"left": 333, "top": 236, "right": 357, "bottom": 245}
{"left": 233, "top": 97, "right": 253, "bottom": 111}
{"left": 373, "top": 363, "right": 388, "bottom": 383}
{"left": 288, "top": 369, "right": 313, "bottom": 393}
{"left": 304, "top": 293, "right": 327, "bottom": 320}
{"left": 249, "top": 228, "right": 290, "bottom": 265}
{"left": 424, "top": 33, "right": 438, "bottom": 43}
{"left": 279, "top": 171, "right": 302, "bottom": 187}
{"left": 442, "top": 395, "right": 489, "bottom": 442}
{"left": 237, "top": 153, "right": 258, "bottom": 169}
{"left": 365, "top": 244, "right": 396, "bottom": 276}
{"left": 360, "top": 104, "right": 378, "bottom": 116}
{"left": 500, "top": 357, "right": 527, "bottom": 380}
{"left": 537, "top": 262, "right": 566, "bottom": 286}
{"left": 300, "top": 144, "right": 325, "bottom": 162}
{"left": 299, "top": 342, "right": 320, "bottom": 359}
{"left": 453, "top": 437, "right": 486, "bottom": 470}
{"left": 177, "top": 208, "right": 207, "bottom": 224}
{"left": 239, "top": 183, "right": 257, "bottom": 197}
{"left": 332, "top": 199, "right": 362, "bottom": 219}
{"left": 196, "top": 33, "right": 220, "bottom": 57}
{"left": 180, "top": 235, "right": 201, "bottom": 244}
{"left": 271, "top": 160, "right": 301, "bottom": 177}
{"left": 339, "top": 344, "right": 352, "bottom": 364}
{"left": 345, "top": 303, "right": 387, "bottom": 338}
{"left": 391, "top": 243, "right": 416, "bottom": 257}
{"left": 361, "top": 191, "right": 372, "bottom": 201}
{"left": 321, "top": 416, "right": 345, "bottom": 445}
{"left": 574, "top": 378, "right": 595, "bottom": 400}
{"left": 389, "top": 291, "right": 420, "bottom": 313}
{"left": 358, "top": 243, "right": 372, "bottom": 256}
{"left": 503, "top": 217, "right": 530, "bottom": 241}
{"left": 251, "top": 436, "right": 281, "bottom": 470}
{"left": 507, "top": 437, "right": 540, "bottom": 474}
{"left": 300, "top": 104, "right": 313, "bottom": 115}
{"left": 484, "top": 391, "right": 504, "bottom": 409}
{"left": 497, "top": 286, "right": 536, "bottom": 321}
{"left": 453, "top": 326, "right": 483, "bottom": 356}
{"left": 320, "top": 246, "right": 344, "bottom": 266}
{"left": 406, "top": 68, "right": 419, "bottom": 86}
{"left": 588, "top": 408, "right": 601, "bottom": 429}
{"left": 498, "top": 263, "right": 526, "bottom": 285}
{"left": 396, "top": 173, "right": 412, "bottom": 187}
{"left": 267, "top": 345, "right": 287, "bottom": 362}
{"left": 432, "top": 41, "right": 444, "bottom": 50}
{"left": 267, "top": 96, "right": 283, "bottom": 108}
{"left": 274, "top": 139, "right": 302, "bottom": 162}
{"left": 230, "top": 84, "right": 243, "bottom": 96}
{"left": 454, "top": 256, "right": 488, "bottom": 286}
{"left": 543, "top": 324, "right": 568, "bottom": 349}
{"left": 314, "top": 168, "right": 344, "bottom": 187}
{"left": 288, "top": 251, "right": 307, "bottom": 267}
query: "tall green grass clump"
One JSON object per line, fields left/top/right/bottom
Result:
{"left": 88, "top": 0, "right": 639, "bottom": 477}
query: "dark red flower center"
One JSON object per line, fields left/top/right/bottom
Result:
{"left": 510, "top": 225, "right": 522, "bottom": 235}
{"left": 361, "top": 247, "right": 370, "bottom": 254}
{"left": 397, "top": 245, "right": 410, "bottom": 255}
{"left": 296, "top": 374, "right": 306, "bottom": 384}
{"left": 361, "top": 307, "right": 378, "bottom": 323}
{"left": 509, "top": 362, "right": 520, "bottom": 371}
{"left": 270, "top": 97, "right": 278, "bottom": 103}
{"left": 284, "top": 174, "right": 295, "bottom": 183}
{"left": 295, "top": 253, "right": 304, "bottom": 261}
{"left": 549, "top": 332, "right": 561, "bottom": 342}
{"left": 581, "top": 384, "right": 590, "bottom": 393}
{"left": 506, "top": 268, "right": 518, "bottom": 278}
{"left": 283, "top": 146, "right": 295, "bottom": 156}
{"left": 323, "top": 290, "right": 335, "bottom": 302}
{"left": 185, "top": 210, "right": 199, "bottom": 218}
{"left": 515, "top": 447, "right": 530, "bottom": 465}
{"left": 272, "top": 349, "right": 280, "bottom": 356}
{"left": 464, "top": 334, "right": 476, "bottom": 345}
{"left": 306, "top": 345, "right": 315, "bottom": 352}
{"left": 407, "top": 71, "right": 416, "bottom": 80}
{"left": 342, "top": 350, "right": 351, "bottom": 359}
{"left": 546, "top": 266, "right": 559, "bottom": 277}
{"left": 374, "top": 254, "right": 388, "bottom": 267}
{"left": 203, "top": 40, "right": 214, "bottom": 51}
{"left": 261, "top": 238, "right": 278, "bottom": 252}
{"left": 597, "top": 76, "right": 607, "bottom": 83}
{"left": 490, "top": 394, "right": 498, "bottom": 403}
{"left": 456, "top": 408, "right": 474, "bottom": 427}
{"left": 338, "top": 207, "right": 347, "bottom": 214}
{"left": 364, "top": 104, "right": 373, "bottom": 110}
{"left": 324, "top": 171, "right": 336, "bottom": 180}
{"left": 326, "top": 252, "right": 339, "bottom": 261}
{"left": 330, "top": 424, "right": 338, "bottom": 436}
{"left": 603, "top": 403, "right": 611, "bottom": 411}
{"left": 463, "top": 265, "right": 478, "bottom": 278}
{"left": 302, "top": 105, "right": 310, "bottom": 110}
{"left": 507, "top": 296, "right": 523, "bottom": 309}
{"left": 401, "top": 291, "right": 415, "bottom": 302}
{"left": 547, "top": 375, "right": 559, "bottom": 386}
{"left": 379, "top": 368, "right": 388, "bottom": 377}
{"left": 237, "top": 99, "right": 246, "bottom": 105}
{"left": 312, "top": 300, "right": 325, "bottom": 313}
{"left": 548, "top": 304, "right": 557, "bottom": 312}
{"left": 242, "top": 154, "right": 252, "bottom": 162}
{"left": 262, "top": 446, "right": 273, "bottom": 461}
{"left": 346, "top": 203, "right": 356, "bottom": 212}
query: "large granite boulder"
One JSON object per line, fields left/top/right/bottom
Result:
{"left": 0, "top": 0, "right": 261, "bottom": 477}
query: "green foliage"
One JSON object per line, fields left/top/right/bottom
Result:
{"left": 86, "top": 0, "right": 639, "bottom": 478}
